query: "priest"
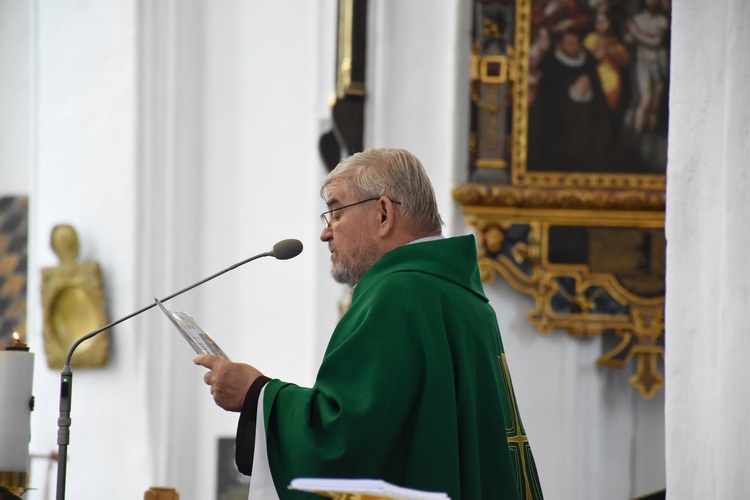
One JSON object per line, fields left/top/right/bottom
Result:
{"left": 195, "top": 148, "right": 543, "bottom": 499}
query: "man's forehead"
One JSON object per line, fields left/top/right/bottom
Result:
{"left": 324, "top": 179, "right": 353, "bottom": 205}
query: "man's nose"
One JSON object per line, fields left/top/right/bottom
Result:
{"left": 320, "top": 225, "right": 332, "bottom": 242}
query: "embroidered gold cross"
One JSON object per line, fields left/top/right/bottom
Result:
{"left": 499, "top": 353, "right": 543, "bottom": 499}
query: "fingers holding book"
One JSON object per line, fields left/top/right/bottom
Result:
{"left": 194, "top": 354, "right": 264, "bottom": 412}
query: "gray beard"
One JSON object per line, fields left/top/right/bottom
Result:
{"left": 331, "top": 246, "right": 378, "bottom": 288}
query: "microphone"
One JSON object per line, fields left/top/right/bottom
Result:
{"left": 269, "top": 238, "right": 304, "bottom": 260}
{"left": 55, "top": 238, "right": 303, "bottom": 500}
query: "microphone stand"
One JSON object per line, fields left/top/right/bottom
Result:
{"left": 55, "top": 250, "right": 274, "bottom": 500}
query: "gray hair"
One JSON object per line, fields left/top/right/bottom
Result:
{"left": 321, "top": 148, "right": 444, "bottom": 236}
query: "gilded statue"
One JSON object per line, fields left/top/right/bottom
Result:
{"left": 41, "top": 224, "right": 109, "bottom": 369}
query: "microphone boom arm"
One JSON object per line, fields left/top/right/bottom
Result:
{"left": 56, "top": 239, "right": 302, "bottom": 500}
{"left": 62, "top": 250, "right": 272, "bottom": 368}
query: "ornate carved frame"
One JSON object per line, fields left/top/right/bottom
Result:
{"left": 455, "top": 0, "right": 669, "bottom": 398}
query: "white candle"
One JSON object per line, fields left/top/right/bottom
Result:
{"left": 0, "top": 349, "right": 35, "bottom": 473}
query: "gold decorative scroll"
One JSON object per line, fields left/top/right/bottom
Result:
{"left": 456, "top": 195, "right": 665, "bottom": 398}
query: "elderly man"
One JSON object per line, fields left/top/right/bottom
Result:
{"left": 195, "top": 148, "right": 542, "bottom": 499}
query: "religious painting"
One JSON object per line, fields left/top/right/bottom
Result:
{"left": 526, "top": 0, "right": 670, "bottom": 175}
{"left": 469, "top": 0, "right": 671, "bottom": 189}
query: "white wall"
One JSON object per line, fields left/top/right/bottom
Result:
{"left": 28, "top": 1, "right": 146, "bottom": 498}
{"left": 0, "top": 0, "right": 30, "bottom": 193}
{"left": 2, "top": 0, "right": 670, "bottom": 499}
{"left": 665, "top": 1, "right": 750, "bottom": 498}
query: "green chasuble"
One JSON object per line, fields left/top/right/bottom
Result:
{"left": 258, "top": 235, "right": 542, "bottom": 499}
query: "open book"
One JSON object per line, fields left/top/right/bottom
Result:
{"left": 288, "top": 478, "right": 450, "bottom": 499}
{"left": 154, "top": 297, "right": 230, "bottom": 360}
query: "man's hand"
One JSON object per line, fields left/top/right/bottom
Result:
{"left": 193, "top": 354, "right": 264, "bottom": 412}
{"left": 571, "top": 74, "right": 592, "bottom": 99}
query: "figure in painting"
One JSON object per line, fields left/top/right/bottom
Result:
{"left": 528, "top": 28, "right": 615, "bottom": 171}
{"left": 583, "top": 8, "right": 630, "bottom": 111}
{"left": 529, "top": 0, "right": 592, "bottom": 102}
{"left": 625, "top": 0, "right": 670, "bottom": 138}
{"left": 524, "top": 0, "right": 671, "bottom": 173}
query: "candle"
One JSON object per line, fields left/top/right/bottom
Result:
{"left": 5, "top": 332, "right": 30, "bottom": 352}
{"left": 0, "top": 336, "right": 35, "bottom": 485}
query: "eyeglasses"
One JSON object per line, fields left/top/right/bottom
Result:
{"left": 320, "top": 197, "right": 401, "bottom": 228}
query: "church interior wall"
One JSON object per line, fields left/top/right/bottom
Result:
{"left": 0, "top": 0, "right": 30, "bottom": 194}
{"left": 0, "top": 0, "right": 672, "bottom": 499}
{"left": 664, "top": 1, "right": 750, "bottom": 497}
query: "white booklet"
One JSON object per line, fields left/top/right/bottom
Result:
{"left": 154, "top": 297, "right": 230, "bottom": 360}
{"left": 288, "top": 478, "right": 450, "bottom": 499}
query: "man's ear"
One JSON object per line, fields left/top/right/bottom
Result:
{"left": 376, "top": 197, "right": 395, "bottom": 236}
